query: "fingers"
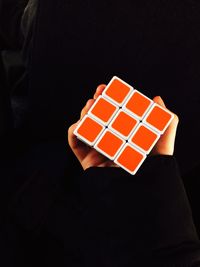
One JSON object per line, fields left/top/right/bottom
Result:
{"left": 80, "top": 84, "right": 106, "bottom": 120}
{"left": 68, "top": 97, "right": 94, "bottom": 151}
{"left": 68, "top": 83, "right": 108, "bottom": 165}
{"left": 68, "top": 120, "right": 81, "bottom": 149}
{"left": 153, "top": 96, "right": 166, "bottom": 108}
{"left": 93, "top": 84, "right": 106, "bottom": 99}
{"left": 69, "top": 83, "right": 106, "bottom": 148}
{"left": 80, "top": 99, "right": 95, "bottom": 120}
{"left": 153, "top": 95, "right": 179, "bottom": 126}
{"left": 151, "top": 96, "right": 179, "bottom": 156}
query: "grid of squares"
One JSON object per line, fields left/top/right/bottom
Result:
{"left": 74, "top": 76, "right": 174, "bottom": 175}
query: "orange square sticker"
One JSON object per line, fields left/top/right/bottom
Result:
{"left": 102, "top": 76, "right": 133, "bottom": 106}
{"left": 114, "top": 144, "right": 146, "bottom": 175}
{"left": 129, "top": 124, "right": 160, "bottom": 153}
{"left": 123, "top": 90, "right": 153, "bottom": 120}
{"left": 94, "top": 130, "right": 125, "bottom": 160}
{"left": 89, "top": 96, "right": 118, "bottom": 125}
{"left": 143, "top": 104, "right": 174, "bottom": 133}
{"left": 74, "top": 115, "right": 104, "bottom": 146}
{"left": 109, "top": 110, "right": 139, "bottom": 139}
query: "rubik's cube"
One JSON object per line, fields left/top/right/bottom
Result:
{"left": 74, "top": 76, "right": 174, "bottom": 175}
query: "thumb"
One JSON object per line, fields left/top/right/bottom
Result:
{"left": 151, "top": 96, "right": 179, "bottom": 156}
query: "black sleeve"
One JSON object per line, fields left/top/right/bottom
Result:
{"left": 0, "top": 0, "right": 28, "bottom": 50}
{"left": 0, "top": 154, "right": 67, "bottom": 267}
{"left": 80, "top": 155, "right": 200, "bottom": 266}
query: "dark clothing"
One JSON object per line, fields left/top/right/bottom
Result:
{"left": 0, "top": 0, "right": 37, "bottom": 144}
{"left": 0, "top": 55, "right": 12, "bottom": 138}
{"left": 0, "top": 0, "right": 37, "bottom": 51}
{"left": 0, "top": 0, "right": 27, "bottom": 50}
{"left": 1, "top": 153, "right": 200, "bottom": 266}
{"left": 1, "top": 1, "right": 200, "bottom": 266}
{"left": 80, "top": 157, "right": 200, "bottom": 266}
{"left": 26, "top": 0, "right": 200, "bottom": 174}
{"left": 1, "top": 1, "right": 200, "bottom": 172}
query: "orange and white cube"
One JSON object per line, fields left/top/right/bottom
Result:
{"left": 74, "top": 76, "right": 174, "bottom": 175}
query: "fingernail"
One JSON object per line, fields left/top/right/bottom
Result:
{"left": 157, "top": 96, "right": 165, "bottom": 105}
{"left": 86, "top": 100, "right": 91, "bottom": 108}
{"left": 97, "top": 85, "right": 102, "bottom": 91}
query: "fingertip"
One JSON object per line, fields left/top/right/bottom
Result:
{"left": 80, "top": 99, "right": 95, "bottom": 119}
{"left": 153, "top": 96, "right": 166, "bottom": 107}
{"left": 172, "top": 114, "right": 179, "bottom": 125}
{"left": 86, "top": 99, "right": 95, "bottom": 108}
{"left": 94, "top": 84, "right": 107, "bottom": 99}
{"left": 68, "top": 121, "right": 79, "bottom": 134}
{"left": 97, "top": 84, "right": 107, "bottom": 91}
{"left": 153, "top": 95, "right": 162, "bottom": 102}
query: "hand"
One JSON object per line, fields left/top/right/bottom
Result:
{"left": 150, "top": 96, "right": 179, "bottom": 156}
{"left": 68, "top": 84, "right": 119, "bottom": 170}
{"left": 68, "top": 85, "right": 179, "bottom": 170}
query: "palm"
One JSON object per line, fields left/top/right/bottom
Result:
{"left": 70, "top": 136, "right": 117, "bottom": 170}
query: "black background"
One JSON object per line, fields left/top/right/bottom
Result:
{"left": 0, "top": 2, "right": 200, "bottom": 265}
{"left": 27, "top": 0, "right": 200, "bottom": 174}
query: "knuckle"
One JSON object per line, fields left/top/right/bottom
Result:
{"left": 68, "top": 125, "right": 73, "bottom": 133}
{"left": 173, "top": 114, "right": 179, "bottom": 123}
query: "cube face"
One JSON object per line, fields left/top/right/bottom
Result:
{"left": 143, "top": 103, "right": 174, "bottom": 134}
{"left": 88, "top": 96, "right": 118, "bottom": 125}
{"left": 108, "top": 110, "right": 139, "bottom": 139}
{"left": 74, "top": 115, "right": 104, "bottom": 146}
{"left": 114, "top": 144, "right": 146, "bottom": 175}
{"left": 123, "top": 90, "right": 153, "bottom": 120}
{"left": 129, "top": 123, "right": 160, "bottom": 154}
{"left": 94, "top": 130, "right": 125, "bottom": 160}
{"left": 74, "top": 76, "right": 174, "bottom": 175}
{"left": 102, "top": 76, "right": 133, "bottom": 106}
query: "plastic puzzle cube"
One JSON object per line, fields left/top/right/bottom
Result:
{"left": 74, "top": 76, "right": 174, "bottom": 175}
